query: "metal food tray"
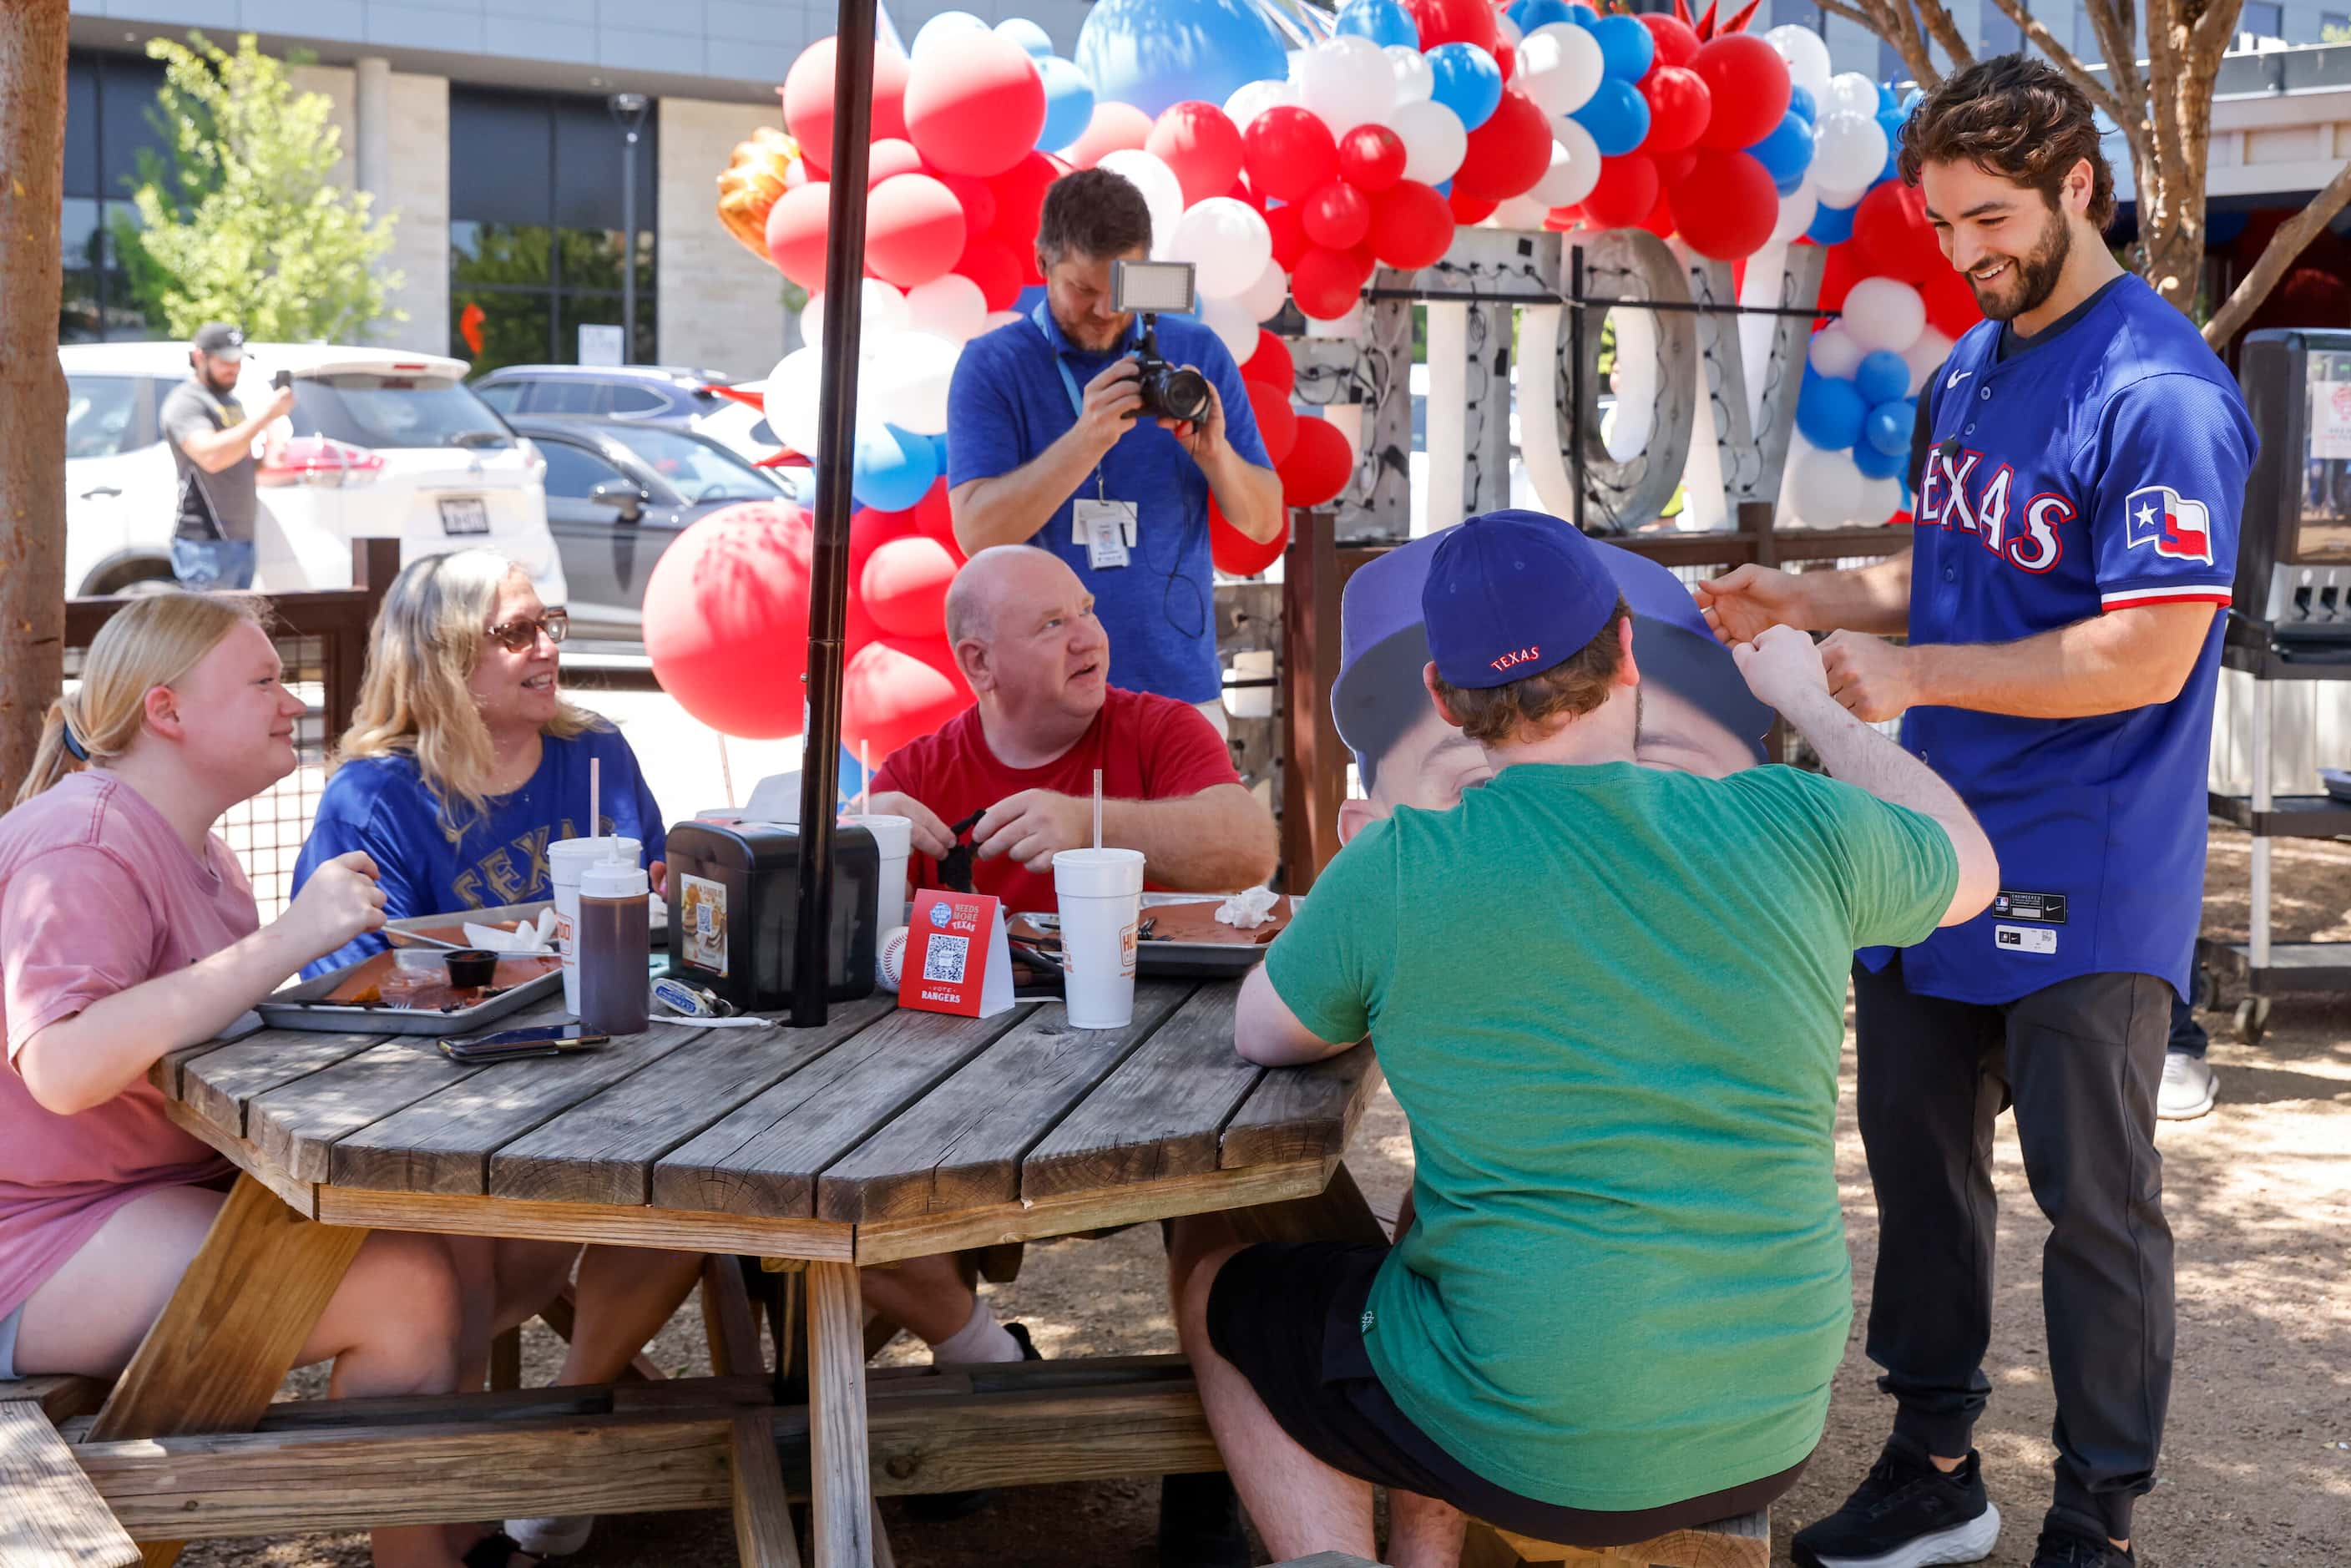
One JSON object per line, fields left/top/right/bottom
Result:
{"left": 258, "top": 954, "right": 563, "bottom": 1035}
{"left": 1014, "top": 894, "right": 1297, "bottom": 980}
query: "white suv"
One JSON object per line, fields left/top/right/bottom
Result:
{"left": 62, "top": 341, "right": 565, "bottom": 602}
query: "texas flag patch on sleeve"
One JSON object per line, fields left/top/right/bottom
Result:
{"left": 2124, "top": 484, "right": 2214, "bottom": 565}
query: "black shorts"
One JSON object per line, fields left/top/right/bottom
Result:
{"left": 1203, "top": 1240, "right": 1809, "bottom": 1550}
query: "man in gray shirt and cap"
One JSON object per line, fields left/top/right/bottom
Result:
{"left": 160, "top": 321, "right": 292, "bottom": 589}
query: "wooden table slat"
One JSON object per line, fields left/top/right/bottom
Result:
{"left": 488, "top": 995, "right": 897, "bottom": 1206}
{"left": 1219, "top": 1044, "right": 1383, "bottom": 1171}
{"left": 813, "top": 982, "right": 1193, "bottom": 1224}
{"left": 167, "top": 1027, "right": 388, "bottom": 1140}
{"left": 1019, "top": 986, "right": 1263, "bottom": 1201}
{"left": 650, "top": 1004, "right": 1039, "bottom": 1220}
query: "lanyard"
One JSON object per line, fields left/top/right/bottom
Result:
{"left": 1033, "top": 301, "right": 1122, "bottom": 503}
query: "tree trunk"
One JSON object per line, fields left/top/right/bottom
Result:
{"left": 0, "top": 0, "right": 70, "bottom": 804}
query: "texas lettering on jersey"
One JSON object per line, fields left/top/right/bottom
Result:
{"left": 1914, "top": 444, "right": 2071, "bottom": 574}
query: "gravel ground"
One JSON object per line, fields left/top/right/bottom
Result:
{"left": 177, "top": 830, "right": 2351, "bottom": 1566}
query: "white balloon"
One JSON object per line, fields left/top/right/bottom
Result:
{"left": 981, "top": 309, "right": 1024, "bottom": 331}
{"left": 1787, "top": 437, "right": 1865, "bottom": 527}
{"left": 913, "top": 10, "right": 990, "bottom": 64}
{"left": 902, "top": 273, "right": 987, "bottom": 344}
{"left": 1842, "top": 277, "right": 1928, "bottom": 353}
{"left": 1902, "top": 327, "right": 1954, "bottom": 396}
{"left": 1199, "top": 294, "right": 1258, "bottom": 362}
{"left": 1517, "top": 22, "right": 1604, "bottom": 117}
{"left": 1854, "top": 473, "right": 1905, "bottom": 525}
{"left": 1386, "top": 43, "right": 1435, "bottom": 105}
{"left": 1770, "top": 180, "right": 1818, "bottom": 244}
{"left": 1765, "top": 23, "right": 1833, "bottom": 104}
{"left": 1811, "top": 111, "right": 1888, "bottom": 193}
{"left": 798, "top": 280, "right": 908, "bottom": 359}
{"left": 1497, "top": 14, "right": 1524, "bottom": 46}
{"left": 1532, "top": 118, "right": 1602, "bottom": 209}
{"left": 1392, "top": 99, "right": 1468, "bottom": 185}
{"left": 1490, "top": 195, "right": 1552, "bottom": 230}
{"left": 1826, "top": 71, "right": 1881, "bottom": 118}
{"left": 1292, "top": 36, "right": 1396, "bottom": 136}
{"left": 1096, "top": 148, "right": 1186, "bottom": 257}
{"left": 1806, "top": 321, "right": 1863, "bottom": 380}
{"left": 867, "top": 331, "right": 959, "bottom": 436}
{"left": 1236, "top": 258, "right": 1292, "bottom": 323}
{"left": 1813, "top": 180, "right": 1872, "bottom": 210}
{"left": 763, "top": 346, "right": 829, "bottom": 457}
{"left": 1169, "top": 197, "right": 1276, "bottom": 300}
{"left": 1225, "top": 78, "right": 1295, "bottom": 128}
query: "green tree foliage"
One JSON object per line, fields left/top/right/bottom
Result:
{"left": 118, "top": 32, "right": 402, "bottom": 342}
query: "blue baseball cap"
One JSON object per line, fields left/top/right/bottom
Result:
{"left": 1423, "top": 510, "right": 1620, "bottom": 690}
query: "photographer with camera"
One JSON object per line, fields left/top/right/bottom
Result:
{"left": 946, "top": 169, "right": 1284, "bottom": 731}
{"left": 162, "top": 322, "right": 294, "bottom": 591}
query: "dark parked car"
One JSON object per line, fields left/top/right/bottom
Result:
{"left": 473, "top": 364, "right": 733, "bottom": 422}
{"left": 510, "top": 415, "right": 791, "bottom": 639}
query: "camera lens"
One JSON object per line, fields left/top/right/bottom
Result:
{"left": 1160, "top": 367, "right": 1211, "bottom": 425}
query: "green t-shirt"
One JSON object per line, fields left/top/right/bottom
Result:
{"left": 1264, "top": 761, "right": 1959, "bottom": 1512}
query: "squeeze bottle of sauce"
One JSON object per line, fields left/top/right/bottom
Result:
{"left": 576, "top": 857, "right": 650, "bottom": 1035}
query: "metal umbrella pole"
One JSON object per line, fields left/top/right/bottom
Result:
{"left": 789, "top": 0, "right": 878, "bottom": 1029}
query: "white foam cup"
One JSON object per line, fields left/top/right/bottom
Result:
{"left": 1053, "top": 847, "right": 1145, "bottom": 1029}
{"left": 840, "top": 812, "right": 912, "bottom": 931}
{"left": 549, "top": 835, "right": 641, "bottom": 1016}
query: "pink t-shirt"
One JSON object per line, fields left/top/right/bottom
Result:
{"left": 0, "top": 771, "right": 246, "bottom": 1318}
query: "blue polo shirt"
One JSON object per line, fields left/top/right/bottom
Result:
{"left": 944, "top": 307, "right": 1272, "bottom": 704}
{"left": 1868, "top": 273, "right": 2254, "bottom": 1004}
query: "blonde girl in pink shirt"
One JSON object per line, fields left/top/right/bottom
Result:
{"left": 0, "top": 595, "right": 544, "bottom": 1568}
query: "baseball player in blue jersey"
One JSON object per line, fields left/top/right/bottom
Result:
{"left": 1696, "top": 57, "right": 2255, "bottom": 1568}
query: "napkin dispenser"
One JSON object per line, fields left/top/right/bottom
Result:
{"left": 662, "top": 818, "right": 878, "bottom": 1012}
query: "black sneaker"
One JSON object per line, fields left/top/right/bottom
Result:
{"left": 1791, "top": 1434, "right": 2002, "bottom": 1567}
{"left": 902, "top": 1323, "right": 1042, "bottom": 1524}
{"left": 2029, "top": 1522, "right": 2131, "bottom": 1566}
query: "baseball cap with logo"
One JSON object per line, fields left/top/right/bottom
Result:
{"left": 1422, "top": 509, "right": 1620, "bottom": 690}
{"left": 191, "top": 322, "right": 245, "bottom": 360}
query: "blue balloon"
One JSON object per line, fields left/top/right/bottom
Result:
{"left": 1853, "top": 438, "right": 1909, "bottom": 481}
{"left": 1806, "top": 197, "right": 1858, "bottom": 245}
{"left": 995, "top": 16, "right": 1057, "bottom": 56}
{"left": 1588, "top": 13, "right": 1655, "bottom": 79}
{"left": 1570, "top": 76, "right": 1651, "bottom": 157}
{"left": 1865, "top": 399, "right": 1915, "bottom": 458}
{"left": 1774, "top": 166, "right": 1806, "bottom": 197}
{"left": 1427, "top": 43, "right": 1504, "bottom": 132}
{"left": 1787, "top": 83, "right": 1817, "bottom": 124}
{"left": 1565, "top": 3, "right": 1600, "bottom": 23}
{"left": 1855, "top": 351, "right": 1910, "bottom": 406}
{"left": 1074, "top": 0, "right": 1289, "bottom": 120}
{"left": 1510, "top": 0, "right": 1576, "bottom": 28}
{"left": 1751, "top": 111, "right": 1813, "bottom": 183}
{"left": 1336, "top": 0, "right": 1420, "bottom": 48}
{"left": 851, "top": 422, "right": 939, "bottom": 512}
{"left": 1035, "top": 56, "right": 1095, "bottom": 150}
{"left": 1796, "top": 372, "right": 1868, "bottom": 453}
{"left": 1876, "top": 81, "right": 1899, "bottom": 114}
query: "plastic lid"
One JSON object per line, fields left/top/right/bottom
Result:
{"left": 579, "top": 859, "right": 649, "bottom": 898}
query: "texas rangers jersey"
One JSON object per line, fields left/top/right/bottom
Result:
{"left": 1878, "top": 272, "right": 2255, "bottom": 1004}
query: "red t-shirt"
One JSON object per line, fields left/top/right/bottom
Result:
{"left": 871, "top": 687, "right": 1241, "bottom": 916}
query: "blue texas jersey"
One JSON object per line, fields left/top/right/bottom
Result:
{"left": 1880, "top": 273, "right": 2255, "bottom": 1004}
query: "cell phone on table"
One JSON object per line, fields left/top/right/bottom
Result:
{"left": 438, "top": 1024, "right": 609, "bottom": 1063}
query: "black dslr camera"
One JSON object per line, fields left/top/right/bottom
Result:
{"left": 1112, "top": 259, "right": 1212, "bottom": 426}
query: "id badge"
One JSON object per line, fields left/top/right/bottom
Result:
{"left": 1075, "top": 498, "right": 1136, "bottom": 569}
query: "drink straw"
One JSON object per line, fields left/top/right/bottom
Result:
{"left": 589, "top": 756, "right": 604, "bottom": 860}
{"left": 1093, "top": 767, "right": 1103, "bottom": 852}
{"left": 859, "top": 739, "right": 871, "bottom": 808}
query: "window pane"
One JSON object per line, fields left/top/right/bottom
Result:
{"left": 99, "top": 54, "right": 168, "bottom": 201}
{"left": 537, "top": 379, "right": 610, "bottom": 414}
{"left": 601, "top": 425, "right": 779, "bottom": 503}
{"left": 538, "top": 438, "right": 629, "bottom": 498}
{"left": 559, "top": 292, "right": 655, "bottom": 367}
{"left": 554, "top": 96, "right": 656, "bottom": 231}
{"left": 453, "top": 289, "right": 554, "bottom": 377}
{"left": 61, "top": 198, "right": 104, "bottom": 343}
{"left": 608, "top": 384, "right": 667, "bottom": 414}
{"left": 97, "top": 200, "right": 155, "bottom": 340}
{"left": 65, "top": 57, "right": 98, "bottom": 198}
{"left": 475, "top": 380, "right": 525, "bottom": 413}
{"left": 2242, "top": 0, "right": 2282, "bottom": 37}
{"left": 291, "top": 373, "right": 513, "bottom": 451}
{"left": 451, "top": 89, "right": 554, "bottom": 225}
{"left": 65, "top": 376, "right": 144, "bottom": 458}
{"left": 556, "top": 229, "right": 655, "bottom": 298}
{"left": 453, "top": 220, "right": 556, "bottom": 291}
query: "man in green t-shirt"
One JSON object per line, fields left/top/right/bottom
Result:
{"left": 1170, "top": 510, "right": 1998, "bottom": 1567}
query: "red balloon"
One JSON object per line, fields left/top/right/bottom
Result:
{"left": 867, "top": 139, "right": 925, "bottom": 186}
{"left": 1494, "top": 39, "right": 1514, "bottom": 82}
{"left": 1243, "top": 107, "right": 1339, "bottom": 204}
{"left": 848, "top": 503, "right": 915, "bottom": 603}
{"left": 866, "top": 174, "right": 968, "bottom": 288}
{"left": 862, "top": 535, "right": 960, "bottom": 639}
{"left": 1147, "top": 101, "right": 1246, "bottom": 207}
{"left": 1368, "top": 180, "right": 1456, "bottom": 269}
{"left": 1640, "top": 13, "right": 1701, "bottom": 67}
{"left": 1817, "top": 242, "right": 1866, "bottom": 316}
{"left": 1337, "top": 124, "right": 1408, "bottom": 194}
{"left": 1242, "top": 377, "right": 1299, "bottom": 464}
{"left": 1638, "top": 66, "right": 1712, "bottom": 156}
{"left": 645, "top": 503, "right": 814, "bottom": 739}
{"left": 1264, "top": 202, "right": 1310, "bottom": 271}
{"left": 1245, "top": 328, "right": 1294, "bottom": 390}
{"left": 932, "top": 170, "right": 997, "bottom": 233}
{"left": 1278, "top": 417, "right": 1354, "bottom": 508}
{"left": 1853, "top": 181, "right": 1947, "bottom": 286}
{"left": 1639, "top": 189, "right": 1677, "bottom": 239}
{"left": 1403, "top": 0, "right": 1497, "bottom": 52}
{"left": 1448, "top": 186, "right": 1498, "bottom": 225}
{"left": 1690, "top": 34, "right": 1792, "bottom": 151}
{"left": 1210, "top": 497, "right": 1290, "bottom": 575}
{"left": 1667, "top": 149, "right": 1777, "bottom": 260}
{"left": 955, "top": 234, "right": 1025, "bottom": 311}
{"left": 1224, "top": 176, "right": 1267, "bottom": 215}
{"left": 765, "top": 181, "right": 835, "bottom": 291}
{"left": 1301, "top": 180, "right": 1373, "bottom": 251}
{"left": 843, "top": 636, "right": 972, "bottom": 758}
{"left": 988, "top": 151, "right": 1063, "bottom": 250}
{"left": 1579, "top": 154, "right": 1659, "bottom": 230}
{"left": 1655, "top": 149, "right": 1699, "bottom": 188}
{"left": 783, "top": 40, "right": 912, "bottom": 176}
{"left": 1452, "top": 89, "right": 1551, "bottom": 202}
{"left": 1544, "top": 204, "right": 1582, "bottom": 231}
{"left": 910, "top": 479, "right": 962, "bottom": 559}
{"left": 904, "top": 32, "right": 1047, "bottom": 176}
{"left": 1292, "top": 245, "right": 1373, "bottom": 321}
{"left": 1922, "top": 264, "right": 1984, "bottom": 338}
{"left": 1062, "top": 101, "right": 1153, "bottom": 169}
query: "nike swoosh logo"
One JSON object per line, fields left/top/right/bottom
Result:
{"left": 1947, "top": 369, "right": 1973, "bottom": 389}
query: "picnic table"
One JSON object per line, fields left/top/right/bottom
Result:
{"left": 38, "top": 974, "right": 1383, "bottom": 1568}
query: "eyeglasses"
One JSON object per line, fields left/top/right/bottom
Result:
{"left": 484, "top": 608, "right": 568, "bottom": 652}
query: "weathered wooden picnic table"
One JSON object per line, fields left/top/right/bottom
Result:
{"left": 39, "top": 974, "right": 1382, "bottom": 1568}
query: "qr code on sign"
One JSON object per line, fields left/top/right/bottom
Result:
{"left": 923, "top": 935, "right": 969, "bottom": 984}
